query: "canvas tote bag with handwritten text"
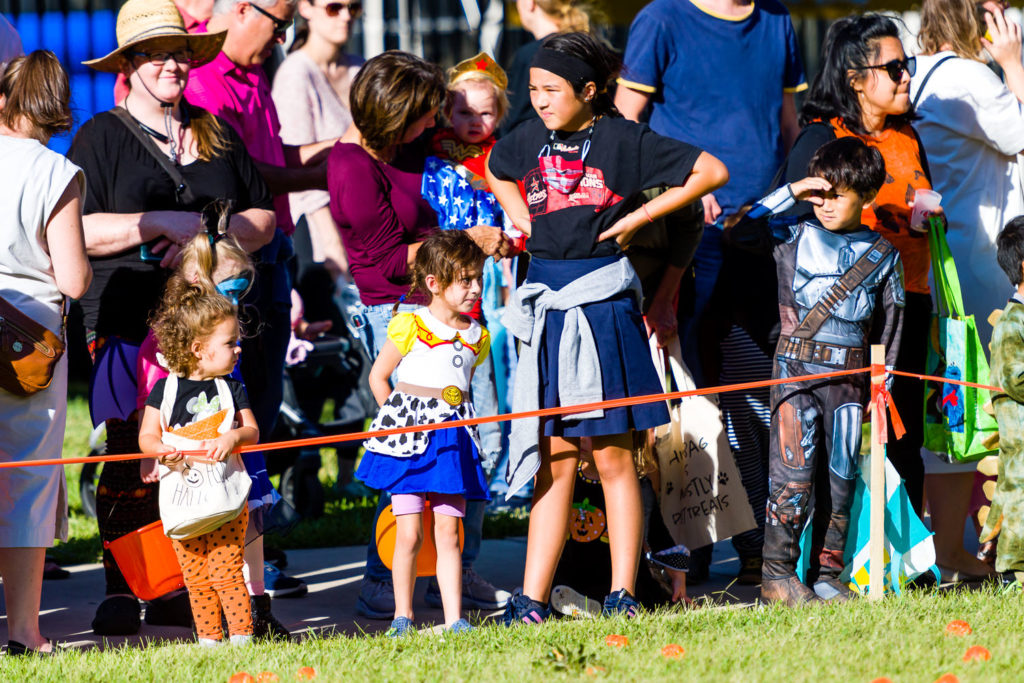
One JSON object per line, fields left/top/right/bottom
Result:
{"left": 651, "top": 337, "right": 756, "bottom": 549}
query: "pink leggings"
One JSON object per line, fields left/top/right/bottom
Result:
{"left": 391, "top": 492, "right": 466, "bottom": 517}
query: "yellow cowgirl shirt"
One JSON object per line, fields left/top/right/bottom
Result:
{"left": 362, "top": 308, "right": 491, "bottom": 458}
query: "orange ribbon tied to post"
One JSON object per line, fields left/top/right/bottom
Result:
{"left": 871, "top": 363, "right": 905, "bottom": 445}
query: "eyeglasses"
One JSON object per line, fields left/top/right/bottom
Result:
{"left": 322, "top": 1, "right": 362, "bottom": 16}
{"left": 132, "top": 49, "right": 194, "bottom": 66}
{"left": 858, "top": 56, "right": 916, "bottom": 83}
{"left": 248, "top": 2, "right": 293, "bottom": 36}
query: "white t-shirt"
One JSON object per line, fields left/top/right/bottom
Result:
{"left": 911, "top": 52, "right": 1024, "bottom": 345}
{"left": 0, "top": 135, "right": 84, "bottom": 333}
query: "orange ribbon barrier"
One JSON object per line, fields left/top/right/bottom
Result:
{"left": 870, "top": 381, "right": 905, "bottom": 445}
{"left": 889, "top": 369, "right": 1002, "bottom": 394}
{"left": 0, "top": 364, "right": 1002, "bottom": 469}
{"left": 0, "top": 366, "right": 868, "bottom": 469}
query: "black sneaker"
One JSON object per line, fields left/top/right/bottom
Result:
{"left": 145, "top": 591, "right": 194, "bottom": 628}
{"left": 264, "top": 562, "right": 308, "bottom": 598}
{"left": 91, "top": 595, "right": 141, "bottom": 636}
{"left": 601, "top": 589, "right": 640, "bottom": 618}
{"left": 251, "top": 594, "right": 290, "bottom": 640}
{"left": 42, "top": 557, "right": 70, "bottom": 580}
{"left": 500, "top": 591, "right": 550, "bottom": 626}
{"left": 263, "top": 546, "right": 288, "bottom": 570}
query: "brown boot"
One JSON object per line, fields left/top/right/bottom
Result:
{"left": 812, "top": 576, "right": 857, "bottom": 602}
{"left": 760, "top": 575, "right": 822, "bottom": 607}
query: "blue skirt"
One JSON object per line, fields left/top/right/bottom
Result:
{"left": 528, "top": 255, "right": 670, "bottom": 437}
{"left": 356, "top": 420, "right": 491, "bottom": 500}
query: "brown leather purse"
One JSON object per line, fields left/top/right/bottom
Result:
{"left": 0, "top": 297, "right": 65, "bottom": 397}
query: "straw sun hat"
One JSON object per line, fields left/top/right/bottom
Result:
{"left": 84, "top": 0, "right": 226, "bottom": 73}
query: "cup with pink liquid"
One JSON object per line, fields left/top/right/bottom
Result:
{"left": 909, "top": 188, "right": 942, "bottom": 233}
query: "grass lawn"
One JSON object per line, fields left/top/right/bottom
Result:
{"left": 49, "top": 389, "right": 528, "bottom": 567}
{"left": 30, "top": 390, "right": 1022, "bottom": 682}
{"left": 4, "top": 587, "right": 1023, "bottom": 682}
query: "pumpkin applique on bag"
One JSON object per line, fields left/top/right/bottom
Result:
{"left": 568, "top": 497, "right": 607, "bottom": 543}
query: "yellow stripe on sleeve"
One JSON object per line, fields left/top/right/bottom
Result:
{"left": 616, "top": 77, "right": 657, "bottom": 94}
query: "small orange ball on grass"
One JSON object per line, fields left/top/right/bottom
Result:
{"left": 256, "top": 673, "right": 280, "bottom": 683}
{"left": 963, "top": 645, "right": 991, "bottom": 662}
{"left": 228, "top": 674, "right": 254, "bottom": 683}
{"left": 296, "top": 667, "right": 317, "bottom": 680}
{"left": 661, "top": 644, "right": 685, "bottom": 659}
{"left": 604, "top": 634, "right": 629, "bottom": 648}
{"left": 933, "top": 674, "right": 959, "bottom": 683}
{"left": 945, "top": 620, "right": 972, "bottom": 636}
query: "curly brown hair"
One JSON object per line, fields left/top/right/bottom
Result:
{"left": 394, "top": 230, "right": 486, "bottom": 313}
{"left": 151, "top": 276, "right": 238, "bottom": 377}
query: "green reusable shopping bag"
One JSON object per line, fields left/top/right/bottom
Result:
{"left": 922, "top": 219, "right": 999, "bottom": 463}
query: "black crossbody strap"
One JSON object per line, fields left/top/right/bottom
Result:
{"left": 912, "top": 54, "right": 956, "bottom": 110}
{"left": 111, "top": 106, "right": 196, "bottom": 206}
{"left": 792, "top": 237, "right": 896, "bottom": 339}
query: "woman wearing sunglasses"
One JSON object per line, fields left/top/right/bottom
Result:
{"left": 767, "top": 13, "right": 934, "bottom": 580}
{"left": 70, "top": 0, "right": 277, "bottom": 638}
{"left": 909, "top": 0, "right": 1022, "bottom": 582}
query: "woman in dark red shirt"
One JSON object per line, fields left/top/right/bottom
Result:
{"left": 327, "top": 51, "right": 511, "bottom": 619}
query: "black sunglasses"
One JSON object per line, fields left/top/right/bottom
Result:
{"left": 858, "top": 56, "right": 916, "bottom": 83}
{"left": 249, "top": 2, "right": 293, "bottom": 36}
{"left": 322, "top": 1, "right": 362, "bottom": 16}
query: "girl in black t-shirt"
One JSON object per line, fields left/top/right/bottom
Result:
{"left": 486, "top": 32, "right": 728, "bottom": 623}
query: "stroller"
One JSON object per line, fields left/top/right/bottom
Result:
{"left": 263, "top": 223, "right": 378, "bottom": 519}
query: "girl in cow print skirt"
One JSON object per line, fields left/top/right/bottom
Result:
{"left": 356, "top": 230, "right": 491, "bottom": 637}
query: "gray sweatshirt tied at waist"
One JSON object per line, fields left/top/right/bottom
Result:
{"left": 501, "top": 257, "right": 643, "bottom": 499}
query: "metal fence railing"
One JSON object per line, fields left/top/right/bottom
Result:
{"left": 4, "top": 1, "right": 1022, "bottom": 154}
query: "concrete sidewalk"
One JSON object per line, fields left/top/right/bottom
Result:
{"left": 1, "top": 537, "right": 759, "bottom": 650}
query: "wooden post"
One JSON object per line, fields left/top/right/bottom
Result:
{"left": 868, "top": 344, "right": 886, "bottom": 601}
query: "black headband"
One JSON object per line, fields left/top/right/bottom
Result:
{"left": 530, "top": 48, "right": 599, "bottom": 89}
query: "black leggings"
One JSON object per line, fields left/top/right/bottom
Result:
{"left": 885, "top": 291, "right": 931, "bottom": 516}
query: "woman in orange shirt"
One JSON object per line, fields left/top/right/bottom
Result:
{"left": 773, "top": 14, "right": 934, "bottom": 574}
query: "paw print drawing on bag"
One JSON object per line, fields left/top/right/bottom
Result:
{"left": 718, "top": 471, "right": 729, "bottom": 486}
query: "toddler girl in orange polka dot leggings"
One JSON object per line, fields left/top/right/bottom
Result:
{"left": 139, "top": 278, "right": 259, "bottom": 646}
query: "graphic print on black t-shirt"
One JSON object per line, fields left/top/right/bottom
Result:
{"left": 523, "top": 167, "right": 624, "bottom": 218}
{"left": 488, "top": 117, "right": 703, "bottom": 260}
{"left": 145, "top": 376, "right": 251, "bottom": 431}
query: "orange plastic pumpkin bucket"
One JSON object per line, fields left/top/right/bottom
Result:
{"left": 375, "top": 501, "right": 464, "bottom": 577}
{"left": 104, "top": 521, "right": 185, "bottom": 601}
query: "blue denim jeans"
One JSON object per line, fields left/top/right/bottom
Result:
{"left": 679, "top": 226, "right": 724, "bottom": 388}
{"left": 358, "top": 302, "right": 486, "bottom": 581}
{"left": 470, "top": 352, "right": 502, "bottom": 475}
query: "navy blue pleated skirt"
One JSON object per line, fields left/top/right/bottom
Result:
{"left": 527, "top": 255, "right": 670, "bottom": 437}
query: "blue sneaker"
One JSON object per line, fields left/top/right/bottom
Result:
{"left": 264, "top": 562, "right": 308, "bottom": 598}
{"left": 601, "top": 589, "right": 640, "bottom": 618}
{"left": 387, "top": 616, "right": 414, "bottom": 638}
{"left": 446, "top": 618, "right": 474, "bottom": 634}
{"left": 500, "top": 591, "right": 550, "bottom": 626}
{"left": 356, "top": 576, "right": 395, "bottom": 619}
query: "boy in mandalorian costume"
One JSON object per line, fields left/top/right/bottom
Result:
{"left": 726, "top": 138, "right": 905, "bottom": 606}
